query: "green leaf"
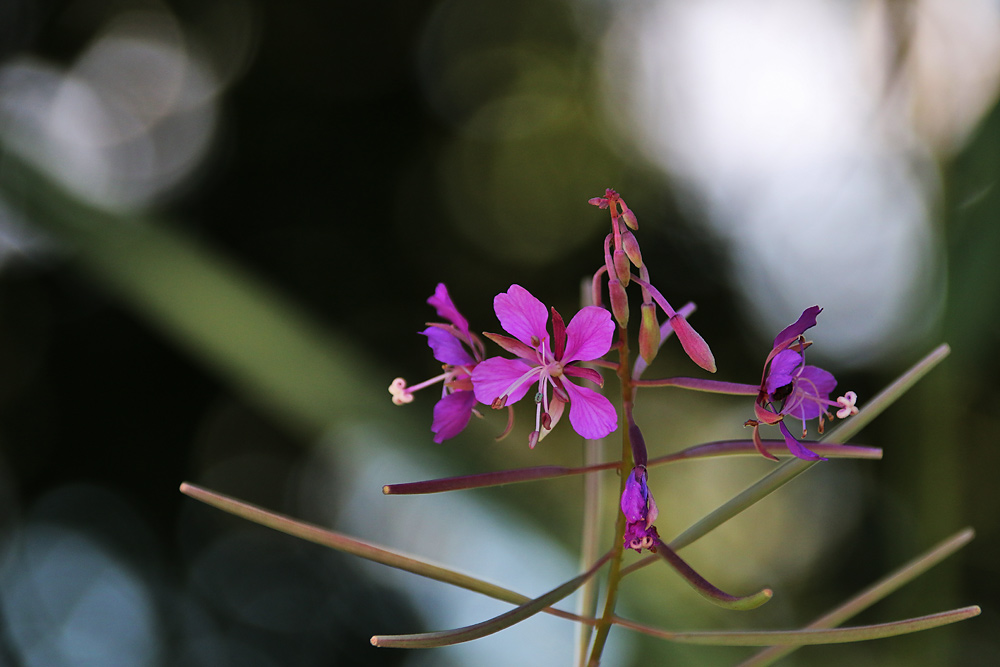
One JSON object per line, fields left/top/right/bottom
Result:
{"left": 737, "top": 527, "right": 975, "bottom": 666}
{"left": 613, "top": 606, "right": 980, "bottom": 645}
{"left": 371, "top": 550, "right": 611, "bottom": 648}
{"left": 655, "top": 539, "right": 772, "bottom": 611}
{"left": 179, "top": 482, "right": 594, "bottom": 625}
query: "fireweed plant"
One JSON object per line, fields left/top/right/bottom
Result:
{"left": 181, "top": 189, "right": 978, "bottom": 665}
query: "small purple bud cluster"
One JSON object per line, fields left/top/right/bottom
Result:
{"left": 621, "top": 465, "right": 659, "bottom": 553}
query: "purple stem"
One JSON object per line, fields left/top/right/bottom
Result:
{"left": 634, "top": 377, "right": 759, "bottom": 395}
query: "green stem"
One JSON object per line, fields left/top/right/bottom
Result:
{"left": 586, "top": 324, "right": 634, "bottom": 665}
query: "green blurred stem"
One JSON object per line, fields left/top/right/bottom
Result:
{"left": 586, "top": 324, "right": 634, "bottom": 666}
{"left": 576, "top": 278, "right": 604, "bottom": 667}
{"left": 0, "top": 146, "right": 378, "bottom": 438}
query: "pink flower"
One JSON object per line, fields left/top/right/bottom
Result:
{"left": 472, "top": 285, "right": 618, "bottom": 447}
{"left": 749, "top": 306, "right": 859, "bottom": 461}
{"left": 389, "top": 284, "right": 484, "bottom": 443}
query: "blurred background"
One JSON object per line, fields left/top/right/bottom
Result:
{"left": 0, "top": 0, "right": 996, "bottom": 665}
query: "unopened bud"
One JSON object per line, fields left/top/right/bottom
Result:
{"left": 669, "top": 314, "right": 716, "bottom": 373}
{"left": 621, "top": 230, "right": 642, "bottom": 268}
{"left": 609, "top": 278, "right": 629, "bottom": 327}
{"left": 621, "top": 205, "right": 638, "bottom": 230}
{"left": 613, "top": 249, "right": 630, "bottom": 285}
{"left": 638, "top": 303, "right": 661, "bottom": 365}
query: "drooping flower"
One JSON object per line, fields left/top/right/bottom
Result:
{"left": 748, "top": 306, "right": 859, "bottom": 461}
{"left": 472, "top": 284, "right": 618, "bottom": 447}
{"left": 621, "top": 466, "right": 659, "bottom": 553}
{"left": 389, "top": 284, "right": 484, "bottom": 443}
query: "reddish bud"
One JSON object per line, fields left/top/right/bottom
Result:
{"left": 638, "top": 303, "right": 661, "bottom": 365}
{"left": 669, "top": 314, "right": 716, "bottom": 373}
{"left": 609, "top": 278, "right": 629, "bottom": 327}
{"left": 621, "top": 230, "right": 642, "bottom": 268}
{"left": 621, "top": 206, "right": 638, "bottom": 230}
{"left": 613, "top": 249, "right": 630, "bottom": 285}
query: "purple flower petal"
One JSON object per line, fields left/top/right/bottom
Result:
{"left": 561, "top": 305, "right": 614, "bottom": 363}
{"left": 431, "top": 390, "right": 477, "bottom": 443}
{"left": 778, "top": 420, "right": 826, "bottom": 461}
{"left": 783, "top": 365, "right": 837, "bottom": 420}
{"left": 422, "top": 327, "right": 475, "bottom": 367}
{"left": 620, "top": 469, "right": 648, "bottom": 522}
{"left": 427, "top": 283, "right": 471, "bottom": 340}
{"left": 482, "top": 332, "right": 537, "bottom": 361}
{"left": 494, "top": 285, "right": 549, "bottom": 347}
{"left": 562, "top": 379, "right": 618, "bottom": 439}
{"left": 472, "top": 356, "right": 535, "bottom": 407}
{"left": 562, "top": 365, "right": 603, "bottom": 387}
{"left": 772, "top": 306, "right": 822, "bottom": 349}
{"left": 765, "top": 349, "right": 802, "bottom": 394}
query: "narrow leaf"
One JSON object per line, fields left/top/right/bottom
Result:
{"left": 612, "top": 606, "right": 980, "bottom": 645}
{"left": 648, "top": 440, "right": 882, "bottom": 464}
{"left": 633, "top": 377, "right": 759, "bottom": 394}
{"left": 384, "top": 440, "right": 879, "bottom": 496}
{"left": 371, "top": 551, "right": 612, "bottom": 648}
{"left": 383, "top": 462, "right": 619, "bottom": 495}
{"left": 179, "top": 482, "right": 593, "bottom": 625}
{"left": 738, "top": 527, "right": 975, "bottom": 666}
{"left": 655, "top": 539, "right": 772, "bottom": 611}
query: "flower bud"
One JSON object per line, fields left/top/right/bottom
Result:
{"left": 613, "top": 249, "right": 630, "bottom": 286}
{"left": 609, "top": 278, "right": 629, "bottom": 327}
{"left": 621, "top": 230, "right": 642, "bottom": 268}
{"left": 669, "top": 314, "right": 716, "bottom": 373}
{"left": 638, "top": 303, "right": 661, "bottom": 365}
{"left": 621, "top": 205, "right": 639, "bottom": 230}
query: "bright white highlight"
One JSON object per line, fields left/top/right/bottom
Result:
{"left": 599, "top": 0, "right": 1000, "bottom": 365}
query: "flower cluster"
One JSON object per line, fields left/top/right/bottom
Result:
{"left": 389, "top": 189, "right": 864, "bottom": 622}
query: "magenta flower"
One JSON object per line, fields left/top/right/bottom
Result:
{"left": 472, "top": 284, "right": 618, "bottom": 447}
{"left": 750, "top": 306, "right": 859, "bottom": 461}
{"left": 621, "top": 466, "right": 659, "bottom": 553}
{"left": 389, "top": 284, "right": 484, "bottom": 443}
